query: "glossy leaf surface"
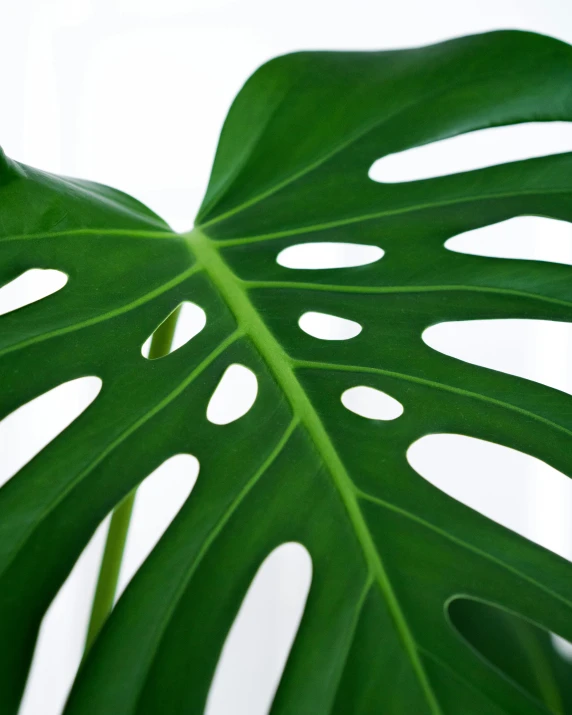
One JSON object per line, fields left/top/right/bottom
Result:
{"left": 2, "top": 29, "right": 572, "bottom": 714}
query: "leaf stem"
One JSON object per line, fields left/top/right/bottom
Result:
{"left": 84, "top": 491, "right": 136, "bottom": 653}
{"left": 83, "top": 305, "right": 181, "bottom": 655}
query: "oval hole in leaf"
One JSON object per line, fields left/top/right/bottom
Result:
{"left": 19, "top": 517, "right": 110, "bottom": 715}
{"left": 341, "top": 385, "right": 403, "bottom": 420}
{"left": 141, "top": 301, "right": 206, "bottom": 359}
{"left": 116, "top": 454, "right": 199, "bottom": 599}
{"left": 423, "top": 319, "right": 572, "bottom": 396}
{"left": 299, "top": 311, "right": 362, "bottom": 340}
{"left": 276, "top": 242, "right": 383, "bottom": 269}
{"left": 445, "top": 216, "right": 572, "bottom": 265}
{"left": 0, "top": 377, "right": 102, "bottom": 489}
{"left": 205, "top": 543, "right": 312, "bottom": 715}
{"left": 408, "top": 434, "right": 572, "bottom": 558}
{"left": 0, "top": 269, "right": 67, "bottom": 317}
{"left": 369, "top": 122, "right": 572, "bottom": 183}
{"left": 207, "top": 364, "right": 258, "bottom": 425}
{"left": 448, "top": 597, "right": 572, "bottom": 712}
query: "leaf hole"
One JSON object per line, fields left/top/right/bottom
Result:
{"left": 20, "top": 452, "right": 199, "bottom": 713}
{"left": 141, "top": 301, "right": 206, "bottom": 359}
{"left": 0, "top": 377, "right": 102, "bottom": 490}
{"left": 205, "top": 543, "right": 312, "bottom": 715}
{"left": 0, "top": 269, "right": 68, "bottom": 317}
{"left": 276, "top": 242, "right": 383, "bottom": 269}
{"left": 19, "top": 452, "right": 198, "bottom": 712}
{"left": 553, "top": 635, "right": 572, "bottom": 662}
{"left": 445, "top": 216, "right": 572, "bottom": 265}
{"left": 448, "top": 597, "right": 572, "bottom": 710}
{"left": 207, "top": 364, "right": 258, "bottom": 425}
{"left": 341, "top": 385, "right": 403, "bottom": 420}
{"left": 298, "top": 311, "right": 362, "bottom": 341}
{"left": 408, "top": 434, "right": 572, "bottom": 559}
{"left": 116, "top": 453, "right": 199, "bottom": 599}
{"left": 369, "top": 122, "right": 572, "bottom": 183}
{"left": 423, "top": 319, "right": 572, "bottom": 396}
{"left": 19, "top": 516, "right": 111, "bottom": 715}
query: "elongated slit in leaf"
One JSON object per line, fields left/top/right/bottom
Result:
{"left": 408, "top": 434, "right": 572, "bottom": 558}
{"left": 116, "top": 453, "right": 199, "bottom": 600}
{"left": 423, "top": 319, "right": 572, "bottom": 396}
{"left": 445, "top": 217, "right": 572, "bottom": 266}
{"left": 0, "top": 377, "right": 102, "bottom": 490}
{"left": 84, "top": 452, "right": 199, "bottom": 651}
{"left": 205, "top": 543, "right": 312, "bottom": 715}
{"left": 369, "top": 122, "right": 572, "bottom": 183}
{"left": 19, "top": 518, "right": 111, "bottom": 715}
{"left": 23, "top": 453, "right": 198, "bottom": 713}
{"left": 0, "top": 268, "right": 67, "bottom": 317}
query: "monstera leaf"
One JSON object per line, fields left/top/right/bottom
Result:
{"left": 2, "top": 28, "right": 572, "bottom": 715}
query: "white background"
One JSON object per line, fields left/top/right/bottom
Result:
{"left": 2, "top": 1, "right": 572, "bottom": 713}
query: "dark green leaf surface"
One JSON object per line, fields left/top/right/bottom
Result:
{"left": 2, "top": 29, "right": 572, "bottom": 714}
{"left": 449, "top": 598, "right": 572, "bottom": 714}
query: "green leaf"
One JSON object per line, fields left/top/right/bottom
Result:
{"left": 2, "top": 28, "right": 572, "bottom": 714}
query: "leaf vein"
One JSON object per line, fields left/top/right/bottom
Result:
{"left": 246, "top": 281, "right": 572, "bottom": 311}
{"left": 0, "top": 330, "right": 242, "bottom": 579}
{"left": 131, "top": 419, "right": 299, "bottom": 713}
{"left": 293, "top": 360, "right": 572, "bottom": 440}
{"left": 214, "top": 187, "right": 572, "bottom": 246}
{"left": 0, "top": 265, "right": 201, "bottom": 358}
{"left": 358, "top": 491, "right": 572, "bottom": 611}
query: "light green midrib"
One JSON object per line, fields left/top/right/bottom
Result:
{"left": 186, "top": 226, "right": 442, "bottom": 715}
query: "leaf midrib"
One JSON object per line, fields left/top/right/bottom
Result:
{"left": 186, "top": 226, "right": 442, "bottom": 715}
